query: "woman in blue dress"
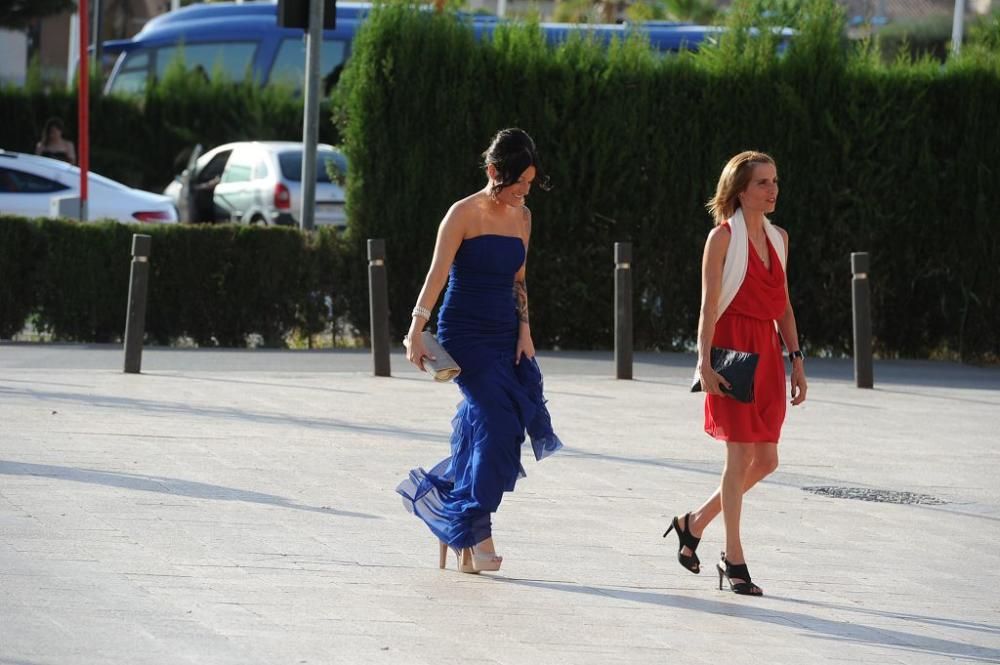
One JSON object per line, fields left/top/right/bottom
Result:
{"left": 397, "top": 128, "right": 563, "bottom": 574}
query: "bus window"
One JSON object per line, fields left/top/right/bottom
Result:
{"left": 268, "top": 38, "right": 347, "bottom": 93}
{"left": 155, "top": 42, "right": 258, "bottom": 82}
{"left": 108, "top": 51, "right": 150, "bottom": 95}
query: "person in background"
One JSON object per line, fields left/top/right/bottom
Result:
{"left": 35, "top": 118, "right": 77, "bottom": 165}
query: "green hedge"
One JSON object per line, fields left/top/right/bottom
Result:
{"left": 0, "top": 217, "right": 44, "bottom": 338}
{"left": 0, "top": 216, "right": 355, "bottom": 346}
{"left": 333, "top": 0, "right": 1000, "bottom": 361}
{"left": 2, "top": 1, "right": 998, "bottom": 359}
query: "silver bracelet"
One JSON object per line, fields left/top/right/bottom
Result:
{"left": 411, "top": 305, "right": 431, "bottom": 320}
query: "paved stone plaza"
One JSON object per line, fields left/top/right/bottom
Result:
{"left": 2, "top": 345, "right": 999, "bottom": 664}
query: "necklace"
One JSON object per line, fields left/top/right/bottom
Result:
{"left": 749, "top": 233, "right": 769, "bottom": 266}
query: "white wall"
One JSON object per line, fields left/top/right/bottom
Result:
{"left": 0, "top": 29, "right": 29, "bottom": 86}
{"left": 970, "top": 0, "right": 996, "bottom": 14}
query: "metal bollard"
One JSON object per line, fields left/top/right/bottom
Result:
{"left": 367, "top": 239, "right": 391, "bottom": 377}
{"left": 614, "top": 242, "right": 633, "bottom": 380}
{"left": 123, "top": 234, "right": 152, "bottom": 374}
{"left": 851, "top": 252, "right": 874, "bottom": 388}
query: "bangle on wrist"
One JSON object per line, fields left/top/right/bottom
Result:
{"left": 788, "top": 350, "right": 804, "bottom": 362}
{"left": 411, "top": 305, "right": 431, "bottom": 321}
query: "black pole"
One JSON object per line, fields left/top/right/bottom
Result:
{"left": 367, "top": 238, "right": 391, "bottom": 377}
{"left": 614, "top": 242, "right": 633, "bottom": 380}
{"left": 298, "top": 0, "right": 324, "bottom": 231}
{"left": 851, "top": 252, "right": 874, "bottom": 388}
{"left": 123, "top": 234, "right": 151, "bottom": 374}
{"left": 93, "top": 0, "right": 102, "bottom": 92}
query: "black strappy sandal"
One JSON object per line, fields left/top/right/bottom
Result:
{"left": 663, "top": 512, "right": 701, "bottom": 574}
{"left": 716, "top": 552, "right": 763, "bottom": 596}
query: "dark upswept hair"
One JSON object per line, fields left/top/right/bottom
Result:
{"left": 482, "top": 128, "right": 551, "bottom": 198}
{"left": 41, "top": 117, "right": 65, "bottom": 143}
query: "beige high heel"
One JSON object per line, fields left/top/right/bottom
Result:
{"left": 457, "top": 543, "right": 503, "bottom": 574}
{"left": 438, "top": 541, "right": 460, "bottom": 569}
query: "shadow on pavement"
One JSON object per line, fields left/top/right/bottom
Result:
{"left": 0, "top": 460, "right": 379, "bottom": 520}
{"left": 143, "top": 372, "right": 368, "bottom": 395}
{"left": 557, "top": 448, "right": 1000, "bottom": 523}
{"left": 497, "top": 577, "right": 1000, "bottom": 663}
{"left": 0, "top": 384, "right": 445, "bottom": 444}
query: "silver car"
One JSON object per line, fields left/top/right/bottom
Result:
{"left": 164, "top": 141, "right": 347, "bottom": 229}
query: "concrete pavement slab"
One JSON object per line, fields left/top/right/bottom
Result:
{"left": 1, "top": 344, "right": 999, "bottom": 664}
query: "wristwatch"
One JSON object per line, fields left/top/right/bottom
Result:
{"left": 788, "top": 350, "right": 805, "bottom": 362}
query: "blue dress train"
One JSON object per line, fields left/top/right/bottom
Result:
{"left": 396, "top": 234, "right": 562, "bottom": 548}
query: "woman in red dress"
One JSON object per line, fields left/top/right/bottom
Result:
{"left": 664, "top": 151, "right": 807, "bottom": 596}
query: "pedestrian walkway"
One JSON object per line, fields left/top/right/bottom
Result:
{"left": 1, "top": 344, "right": 998, "bottom": 664}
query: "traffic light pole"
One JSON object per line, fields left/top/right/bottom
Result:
{"left": 299, "top": 0, "right": 324, "bottom": 232}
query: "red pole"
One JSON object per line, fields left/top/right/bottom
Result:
{"left": 78, "top": 0, "right": 90, "bottom": 220}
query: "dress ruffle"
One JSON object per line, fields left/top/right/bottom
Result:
{"left": 396, "top": 355, "right": 561, "bottom": 548}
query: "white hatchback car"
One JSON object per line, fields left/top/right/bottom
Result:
{"left": 164, "top": 141, "right": 347, "bottom": 229}
{"left": 0, "top": 150, "right": 178, "bottom": 223}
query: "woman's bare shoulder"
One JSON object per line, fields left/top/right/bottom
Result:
{"left": 706, "top": 224, "right": 731, "bottom": 250}
{"left": 448, "top": 192, "right": 486, "bottom": 219}
{"left": 771, "top": 224, "right": 789, "bottom": 244}
{"left": 440, "top": 193, "right": 484, "bottom": 235}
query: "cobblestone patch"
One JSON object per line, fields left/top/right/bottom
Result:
{"left": 802, "top": 486, "right": 948, "bottom": 505}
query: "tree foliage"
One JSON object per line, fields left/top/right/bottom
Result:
{"left": 0, "top": 0, "right": 75, "bottom": 30}
{"left": 333, "top": 0, "right": 1000, "bottom": 361}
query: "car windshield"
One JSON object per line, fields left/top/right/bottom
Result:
{"left": 278, "top": 150, "right": 347, "bottom": 183}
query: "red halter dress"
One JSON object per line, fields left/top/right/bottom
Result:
{"left": 704, "top": 223, "right": 788, "bottom": 443}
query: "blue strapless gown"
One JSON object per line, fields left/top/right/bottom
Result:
{"left": 396, "top": 235, "right": 563, "bottom": 548}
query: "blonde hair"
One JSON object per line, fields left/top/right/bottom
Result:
{"left": 706, "top": 151, "right": 776, "bottom": 225}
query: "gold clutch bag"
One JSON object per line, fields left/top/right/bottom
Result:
{"left": 405, "top": 331, "right": 461, "bottom": 382}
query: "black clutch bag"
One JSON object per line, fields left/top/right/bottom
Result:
{"left": 690, "top": 347, "right": 759, "bottom": 403}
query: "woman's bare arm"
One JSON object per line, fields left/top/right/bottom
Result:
{"left": 697, "top": 226, "right": 731, "bottom": 394}
{"left": 405, "top": 204, "right": 467, "bottom": 369}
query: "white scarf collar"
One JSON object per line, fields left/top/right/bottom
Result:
{"left": 716, "top": 208, "right": 786, "bottom": 320}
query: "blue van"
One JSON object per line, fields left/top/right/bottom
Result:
{"left": 103, "top": 1, "right": 720, "bottom": 96}
{"left": 103, "top": 1, "right": 370, "bottom": 95}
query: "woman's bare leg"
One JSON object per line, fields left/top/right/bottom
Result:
{"left": 475, "top": 536, "right": 497, "bottom": 554}
{"left": 678, "top": 443, "right": 778, "bottom": 558}
{"left": 719, "top": 442, "right": 754, "bottom": 565}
